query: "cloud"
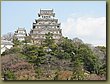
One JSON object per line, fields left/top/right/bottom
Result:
{"left": 62, "top": 16, "right": 106, "bottom": 46}
{"left": 62, "top": 18, "right": 76, "bottom": 37}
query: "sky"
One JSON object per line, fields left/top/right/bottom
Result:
{"left": 1, "top": 1, "right": 106, "bottom": 46}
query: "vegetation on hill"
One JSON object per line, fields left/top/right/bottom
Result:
{"left": 1, "top": 32, "right": 106, "bottom": 80}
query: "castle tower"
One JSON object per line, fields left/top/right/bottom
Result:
{"left": 30, "top": 9, "right": 62, "bottom": 45}
{"left": 14, "top": 28, "right": 27, "bottom": 41}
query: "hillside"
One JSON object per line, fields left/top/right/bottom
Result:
{"left": 1, "top": 35, "right": 106, "bottom": 80}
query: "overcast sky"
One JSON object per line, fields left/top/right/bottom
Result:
{"left": 1, "top": 1, "right": 106, "bottom": 46}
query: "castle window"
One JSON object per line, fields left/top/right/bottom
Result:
{"left": 57, "top": 26, "right": 59, "bottom": 28}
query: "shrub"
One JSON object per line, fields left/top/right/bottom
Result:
{"left": 2, "top": 47, "right": 21, "bottom": 56}
{"left": 1, "top": 54, "right": 36, "bottom": 80}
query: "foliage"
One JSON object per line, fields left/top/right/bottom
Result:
{"left": 71, "top": 53, "right": 85, "bottom": 80}
{"left": 35, "top": 67, "right": 43, "bottom": 79}
{"left": 50, "top": 43, "right": 58, "bottom": 51}
{"left": 69, "top": 43, "right": 102, "bottom": 79}
{"left": 55, "top": 37, "right": 75, "bottom": 59}
{"left": 5, "top": 70, "right": 16, "bottom": 80}
{"left": 1, "top": 54, "right": 36, "bottom": 80}
{"left": 98, "top": 63, "right": 106, "bottom": 76}
{"left": 22, "top": 45, "right": 46, "bottom": 66}
{"left": 77, "top": 44, "right": 101, "bottom": 74}
{"left": 13, "top": 37, "right": 21, "bottom": 47}
{"left": 85, "top": 74, "right": 106, "bottom": 80}
{"left": 1, "top": 34, "right": 106, "bottom": 80}
{"left": 1, "top": 47, "right": 21, "bottom": 56}
{"left": 59, "top": 37, "right": 75, "bottom": 53}
{"left": 55, "top": 51, "right": 71, "bottom": 59}
{"left": 96, "top": 46, "right": 106, "bottom": 54}
{"left": 54, "top": 71, "right": 72, "bottom": 80}
{"left": 44, "top": 32, "right": 54, "bottom": 47}
{"left": 25, "top": 36, "right": 31, "bottom": 43}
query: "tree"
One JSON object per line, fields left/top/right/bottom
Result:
{"left": 55, "top": 51, "right": 71, "bottom": 60}
{"left": 34, "top": 46, "right": 46, "bottom": 66}
{"left": 77, "top": 44, "right": 101, "bottom": 74}
{"left": 69, "top": 43, "right": 103, "bottom": 80}
{"left": 59, "top": 37, "right": 75, "bottom": 53}
{"left": 44, "top": 32, "right": 54, "bottom": 48}
{"left": 1, "top": 54, "right": 36, "bottom": 80}
{"left": 22, "top": 45, "right": 46, "bottom": 66}
{"left": 2, "top": 32, "right": 14, "bottom": 41}
{"left": 22, "top": 36, "right": 31, "bottom": 43}
{"left": 1, "top": 47, "right": 21, "bottom": 56}
{"left": 70, "top": 48, "right": 85, "bottom": 80}
{"left": 5, "top": 70, "right": 16, "bottom": 80}
{"left": 71, "top": 59, "right": 85, "bottom": 80}
{"left": 72, "top": 37, "right": 83, "bottom": 44}
{"left": 55, "top": 37, "right": 75, "bottom": 59}
{"left": 12, "top": 37, "right": 21, "bottom": 47}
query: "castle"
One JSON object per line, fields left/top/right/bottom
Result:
{"left": 14, "top": 28, "right": 27, "bottom": 41}
{"left": 14, "top": 9, "right": 62, "bottom": 45}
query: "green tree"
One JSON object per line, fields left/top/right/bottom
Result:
{"left": 77, "top": 44, "right": 101, "bottom": 74}
{"left": 70, "top": 44, "right": 102, "bottom": 80}
{"left": 12, "top": 37, "right": 21, "bottom": 47}
{"left": 70, "top": 48, "right": 85, "bottom": 80}
{"left": 1, "top": 47, "right": 21, "bottom": 56}
{"left": 71, "top": 59, "right": 85, "bottom": 80}
{"left": 56, "top": 51, "right": 71, "bottom": 60}
{"left": 5, "top": 70, "right": 16, "bottom": 80}
{"left": 44, "top": 32, "right": 54, "bottom": 47}
{"left": 22, "top": 45, "right": 46, "bottom": 66}
{"left": 59, "top": 37, "right": 75, "bottom": 53}
{"left": 43, "top": 32, "right": 58, "bottom": 55}
{"left": 55, "top": 37, "right": 75, "bottom": 59}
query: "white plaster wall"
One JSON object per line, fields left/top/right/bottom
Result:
{"left": 1, "top": 45, "right": 13, "bottom": 54}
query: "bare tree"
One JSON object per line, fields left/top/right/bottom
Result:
{"left": 2, "top": 32, "right": 14, "bottom": 41}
